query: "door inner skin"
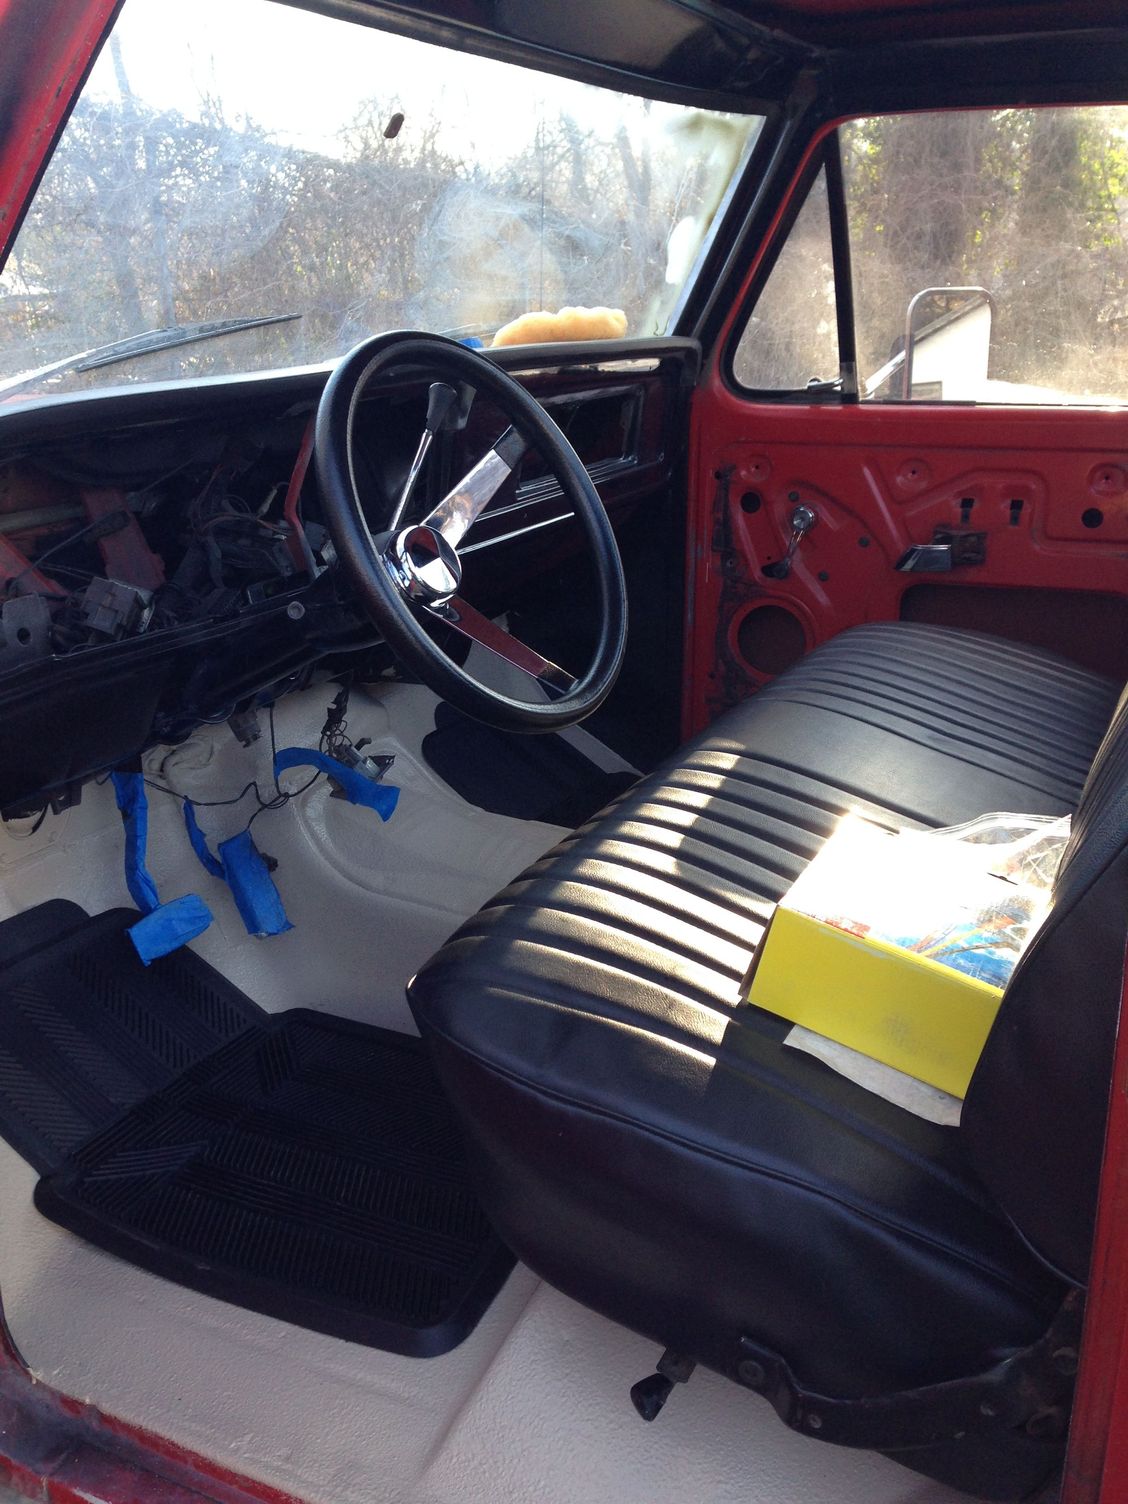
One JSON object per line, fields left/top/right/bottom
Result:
{"left": 684, "top": 359, "right": 1128, "bottom": 740}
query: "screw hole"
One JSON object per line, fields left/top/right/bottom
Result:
{"left": 1082, "top": 507, "right": 1104, "bottom": 529}
{"left": 14, "top": 627, "right": 31, "bottom": 646}
{"left": 740, "top": 491, "right": 762, "bottom": 514}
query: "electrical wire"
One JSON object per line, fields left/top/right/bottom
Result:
{"left": 102, "top": 684, "right": 362, "bottom": 852}
{"left": 5, "top": 805, "right": 49, "bottom": 840}
{"left": 141, "top": 776, "right": 286, "bottom": 811}
{"left": 5, "top": 513, "right": 122, "bottom": 595}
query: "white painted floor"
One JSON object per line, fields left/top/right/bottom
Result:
{"left": 0, "top": 674, "right": 964, "bottom": 1504}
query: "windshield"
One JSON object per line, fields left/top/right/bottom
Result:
{"left": 0, "top": 0, "right": 761, "bottom": 402}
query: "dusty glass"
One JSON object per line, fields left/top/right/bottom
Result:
{"left": 842, "top": 106, "right": 1128, "bottom": 404}
{"left": 0, "top": 0, "right": 762, "bottom": 400}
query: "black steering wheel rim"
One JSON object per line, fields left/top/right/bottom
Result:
{"left": 315, "top": 331, "right": 628, "bottom": 732}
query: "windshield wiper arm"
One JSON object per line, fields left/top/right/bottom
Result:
{"left": 0, "top": 313, "right": 302, "bottom": 399}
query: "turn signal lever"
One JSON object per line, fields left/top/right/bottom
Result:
{"left": 763, "top": 503, "right": 817, "bottom": 580}
{"left": 389, "top": 382, "right": 461, "bottom": 530}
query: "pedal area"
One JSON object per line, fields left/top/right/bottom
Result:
{"left": 0, "top": 901, "right": 512, "bottom": 1356}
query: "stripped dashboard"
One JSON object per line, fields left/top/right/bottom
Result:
{"left": 0, "top": 339, "right": 695, "bottom": 815}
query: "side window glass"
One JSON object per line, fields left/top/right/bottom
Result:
{"left": 841, "top": 107, "right": 1128, "bottom": 405}
{"left": 731, "top": 166, "right": 839, "bottom": 391}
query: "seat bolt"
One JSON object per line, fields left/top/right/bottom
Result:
{"left": 286, "top": 601, "right": 306, "bottom": 620}
{"left": 979, "top": 1401, "right": 998, "bottom": 1418}
{"left": 807, "top": 1412, "right": 823, "bottom": 1431}
{"left": 1052, "top": 1347, "right": 1079, "bottom": 1375}
{"left": 737, "top": 1358, "right": 766, "bottom": 1388}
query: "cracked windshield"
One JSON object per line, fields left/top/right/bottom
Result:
{"left": 0, "top": 0, "right": 761, "bottom": 401}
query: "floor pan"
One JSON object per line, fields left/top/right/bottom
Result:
{"left": 0, "top": 901, "right": 512, "bottom": 1356}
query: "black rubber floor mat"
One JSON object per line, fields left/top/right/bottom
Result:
{"left": 0, "top": 901, "right": 261, "bottom": 1172}
{"left": 422, "top": 702, "right": 635, "bottom": 825}
{"left": 36, "top": 1010, "right": 514, "bottom": 1356}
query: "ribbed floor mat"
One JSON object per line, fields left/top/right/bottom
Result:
{"left": 0, "top": 903, "right": 512, "bottom": 1355}
{"left": 0, "top": 901, "right": 261, "bottom": 1172}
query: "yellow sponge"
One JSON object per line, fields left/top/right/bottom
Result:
{"left": 491, "top": 306, "right": 628, "bottom": 348}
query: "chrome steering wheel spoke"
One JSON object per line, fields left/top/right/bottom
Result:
{"left": 425, "top": 594, "right": 576, "bottom": 698}
{"left": 381, "top": 523, "right": 575, "bottom": 696}
{"left": 421, "top": 426, "right": 526, "bottom": 548}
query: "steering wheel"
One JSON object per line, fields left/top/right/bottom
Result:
{"left": 315, "top": 331, "right": 628, "bottom": 732}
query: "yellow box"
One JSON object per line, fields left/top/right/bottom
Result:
{"left": 744, "top": 817, "right": 1008, "bottom": 1098}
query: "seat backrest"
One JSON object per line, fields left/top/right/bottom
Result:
{"left": 962, "top": 687, "right": 1128, "bottom": 1284}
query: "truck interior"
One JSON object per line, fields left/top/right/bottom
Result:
{"left": 1, "top": 2, "right": 1128, "bottom": 1502}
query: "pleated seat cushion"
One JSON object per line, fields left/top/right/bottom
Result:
{"left": 408, "top": 622, "right": 1121, "bottom": 1497}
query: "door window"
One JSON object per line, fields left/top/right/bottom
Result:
{"left": 730, "top": 165, "right": 839, "bottom": 392}
{"left": 732, "top": 106, "right": 1128, "bottom": 406}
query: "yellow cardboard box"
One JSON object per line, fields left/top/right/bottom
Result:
{"left": 744, "top": 816, "right": 1012, "bottom": 1098}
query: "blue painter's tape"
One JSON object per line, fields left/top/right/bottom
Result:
{"left": 183, "top": 802, "right": 292, "bottom": 938}
{"left": 111, "top": 772, "right": 213, "bottom": 961}
{"left": 273, "top": 747, "right": 399, "bottom": 820}
{"left": 128, "top": 894, "right": 213, "bottom": 966}
{"left": 183, "top": 800, "right": 225, "bottom": 878}
{"left": 216, "top": 830, "right": 293, "bottom": 938}
{"left": 110, "top": 771, "right": 160, "bottom": 913}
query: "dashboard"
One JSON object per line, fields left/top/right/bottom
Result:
{"left": 0, "top": 339, "right": 697, "bottom": 816}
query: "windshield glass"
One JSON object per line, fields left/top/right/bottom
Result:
{"left": 0, "top": 0, "right": 761, "bottom": 401}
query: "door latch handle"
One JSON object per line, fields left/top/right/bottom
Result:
{"left": 896, "top": 542, "right": 953, "bottom": 573}
{"left": 763, "top": 504, "right": 818, "bottom": 580}
{"left": 897, "top": 528, "right": 987, "bottom": 572}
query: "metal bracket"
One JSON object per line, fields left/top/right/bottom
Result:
{"left": 328, "top": 743, "right": 395, "bottom": 801}
{"left": 732, "top": 1289, "right": 1081, "bottom": 1452}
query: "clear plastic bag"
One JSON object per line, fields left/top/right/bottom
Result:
{"left": 798, "top": 812, "right": 1070, "bottom": 989}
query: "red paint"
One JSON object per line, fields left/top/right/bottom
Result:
{"left": 0, "top": 0, "right": 120, "bottom": 270}
{"left": 0, "top": 533, "right": 58, "bottom": 595}
{"left": 82, "top": 487, "right": 166, "bottom": 592}
{"left": 0, "top": 1296, "right": 307, "bottom": 1504}
{"left": 684, "top": 396, "right": 1128, "bottom": 732}
{"left": 281, "top": 419, "right": 317, "bottom": 573}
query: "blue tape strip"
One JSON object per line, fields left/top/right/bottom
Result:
{"left": 111, "top": 773, "right": 212, "bottom": 962}
{"left": 111, "top": 772, "right": 160, "bottom": 913}
{"left": 216, "top": 830, "right": 293, "bottom": 938}
{"left": 128, "top": 894, "right": 213, "bottom": 966}
{"left": 183, "top": 801, "right": 292, "bottom": 939}
{"left": 183, "top": 800, "right": 224, "bottom": 878}
{"left": 273, "top": 747, "right": 399, "bottom": 820}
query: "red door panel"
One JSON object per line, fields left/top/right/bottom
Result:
{"left": 684, "top": 392, "right": 1128, "bottom": 737}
